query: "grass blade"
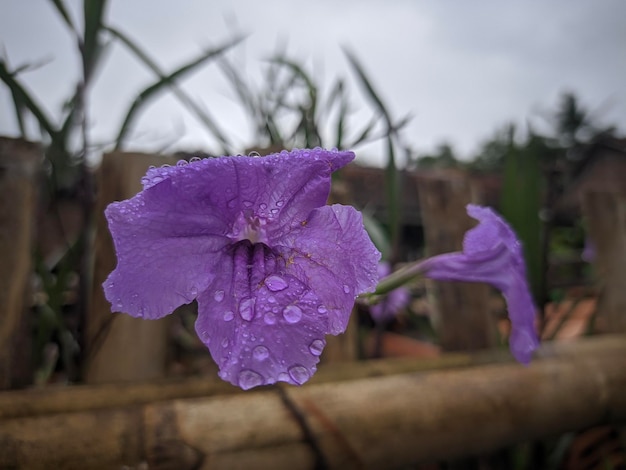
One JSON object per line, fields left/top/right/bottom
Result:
{"left": 48, "top": 0, "right": 78, "bottom": 35}
{"left": 82, "top": 0, "right": 108, "bottom": 82}
{"left": 114, "top": 35, "right": 243, "bottom": 149}
{"left": 106, "top": 26, "right": 236, "bottom": 154}
{"left": 0, "top": 60, "right": 59, "bottom": 139}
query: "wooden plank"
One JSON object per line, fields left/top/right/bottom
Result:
{"left": 582, "top": 191, "right": 626, "bottom": 333}
{"left": 416, "top": 171, "right": 496, "bottom": 351}
{"left": 0, "top": 137, "right": 40, "bottom": 389}
{"left": 0, "top": 335, "right": 624, "bottom": 469}
{"left": 85, "top": 152, "right": 176, "bottom": 383}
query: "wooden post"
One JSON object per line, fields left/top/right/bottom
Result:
{"left": 85, "top": 152, "right": 176, "bottom": 383}
{"left": 582, "top": 191, "right": 626, "bottom": 333}
{"left": 416, "top": 171, "right": 496, "bottom": 351}
{"left": 0, "top": 335, "right": 624, "bottom": 469}
{"left": 0, "top": 137, "right": 40, "bottom": 389}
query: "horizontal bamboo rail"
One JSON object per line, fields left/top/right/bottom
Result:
{"left": 0, "top": 335, "right": 625, "bottom": 469}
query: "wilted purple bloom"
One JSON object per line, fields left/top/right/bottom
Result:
{"left": 370, "top": 262, "right": 411, "bottom": 323}
{"left": 104, "top": 148, "right": 380, "bottom": 389}
{"left": 420, "top": 204, "right": 539, "bottom": 364}
{"left": 581, "top": 237, "right": 596, "bottom": 263}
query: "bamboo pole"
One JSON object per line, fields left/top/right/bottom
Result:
{"left": 582, "top": 191, "right": 626, "bottom": 333}
{"left": 0, "top": 137, "right": 40, "bottom": 389}
{"left": 86, "top": 152, "right": 177, "bottom": 383}
{"left": 0, "top": 335, "right": 624, "bottom": 469}
{"left": 416, "top": 171, "right": 496, "bottom": 351}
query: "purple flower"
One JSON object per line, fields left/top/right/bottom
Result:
{"left": 370, "top": 262, "right": 411, "bottom": 323}
{"left": 420, "top": 204, "right": 539, "bottom": 364}
{"left": 103, "top": 148, "right": 380, "bottom": 389}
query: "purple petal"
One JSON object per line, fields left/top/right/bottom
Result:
{"left": 421, "top": 204, "right": 539, "bottom": 364}
{"left": 194, "top": 244, "right": 329, "bottom": 389}
{"left": 104, "top": 180, "right": 230, "bottom": 318}
{"left": 276, "top": 204, "right": 381, "bottom": 334}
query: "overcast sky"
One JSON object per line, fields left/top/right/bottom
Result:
{"left": 1, "top": 1, "right": 625, "bottom": 166}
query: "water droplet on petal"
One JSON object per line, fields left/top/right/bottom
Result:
{"left": 189, "top": 156, "right": 202, "bottom": 163}
{"left": 221, "top": 338, "right": 229, "bottom": 348}
{"left": 214, "top": 290, "right": 225, "bottom": 302}
{"left": 343, "top": 285, "right": 351, "bottom": 294}
{"left": 283, "top": 305, "right": 302, "bottom": 324}
{"left": 248, "top": 151, "right": 261, "bottom": 157}
{"left": 266, "top": 275, "right": 288, "bottom": 292}
{"left": 276, "top": 200, "right": 284, "bottom": 207}
{"left": 176, "top": 159, "right": 188, "bottom": 166}
{"left": 259, "top": 203, "right": 267, "bottom": 210}
{"left": 253, "top": 345, "right": 269, "bottom": 361}
{"left": 270, "top": 208, "right": 279, "bottom": 215}
{"left": 223, "top": 311, "right": 234, "bottom": 322}
{"left": 288, "top": 365, "right": 310, "bottom": 385}
{"left": 309, "top": 339, "right": 325, "bottom": 356}
{"left": 317, "top": 305, "right": 327, "bottom": 314}
{"left": 239, "top": 298, "right": 256, "bottom": 321}
{"left": 268, "top": 296, "right": 276, "bottom": 304}
{"left": 243, "top": 200, "right": 253, "bottom": 208}
{"left": 238, "top": 370, "right": 263, "bottom": 390}
{"left": 189, "top": 286, "right": 198, "bottom": 296}
{"left": 264, "top": 313, "right": 277, "bottom": 325}
{"left": 278, "top": 372, "right": 290, "bottom": 382}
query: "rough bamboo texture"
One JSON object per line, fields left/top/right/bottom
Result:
{"left": 0, "top": 335, "right": 625, "bottom": 469}
{"left": 0, "top": 137, "right": 40, "bottom": 389}
{"left": 582, "top": 191, "right": 626, "bottom": 333}
{"left": 86, "top": 152, "right": 176, "bottom": 383}
{"left": 416, "top": 171, "right": 496, "bottom": 351}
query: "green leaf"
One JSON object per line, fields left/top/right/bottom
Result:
{"left": 48, "top": 0, "right": 78, "bottom": 34}
{"left": 106, "top": 26, "right": 237, "bottom": 154}
{"left": 82, "top": 0, "right": 108, "bottom": 82}
{"left": 114, "top": 35, "right": 244, "bottom": 149}
{"left": 0, "top": 60, "right": 59, "bottom": 139}
{"left": 500, "top": 127, "right": 545, "bottom": 303}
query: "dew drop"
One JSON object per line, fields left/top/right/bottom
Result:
{"left": 278, "top": 372, "right": 290, "bottom": 382}
{"left": 252, "top": 345, "right": 269, "bottom": 361}
{"left": 309, "top": 339, "right": 325, "bottom": 356}
{"left": 189, "top": 286, "right": 198, "bottom": 297}
{"left": 223, "top": 311, "right": 234, "bottom": 322}
{"left": 276, "top": 200, "right": 284, "bottom": 207}
{"left": 270, "top": 208, "right": 279, "bottom": 215}
{"left": 243, "top": 200, "right": 253, "bottom": 208}
{"left": 176, "top": 159, "right": 188, "bottom": 166}
{"left": 268, "top": 295, "right": 276, "bottom": 304}
{"left": 266, "top": 275, "right": 288, "bottom": 292}
{"left": 161, "top": 163, "right": 171, "bottom": 168}
{"left": 288, "top": 365, "right": 310, "bottom": 385}
{"left": 221, "top": 338, "right": 229, "bottom": 348}
{"left": 214, "top": 290, "right": 225, "bottom": 302}
{"left": 238, "top": 370, "right": 263, "bottom": 390}
{"left": 248, "top": 151, "right": 261, "bottom": 157}
{"left": 189, "top": 156, "right": 202, "bottom": 163}
{"left": 264, "top": 313, "right": 277, "bottom": 325}
{"left": 317, "top": 305, "right": 327, "bottom": 314}
{"left": 259, "top": 203, "right": 267, "bottom": 210}
{"left": 239, "top": 298, "right": 256, "bottom": 321}
{"left": 343, "top": 285, "right": 351, "bottom": 294}
{"left": 283, "top": 305, "right": 302, "bottom": 324}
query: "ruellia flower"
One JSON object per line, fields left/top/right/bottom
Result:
{"left": 420, "top": 204, "right": 539, "bottom": 364}
{"left": 369, "top": 262, "right": 411, "bottom": 323}
{"left": 103, "top": 148, "right": 380, "bottom": 389}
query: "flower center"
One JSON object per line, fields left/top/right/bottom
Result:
{"left": 228, "top": 210, "right": 269, "bottom": 244}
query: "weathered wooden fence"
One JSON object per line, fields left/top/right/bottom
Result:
{"left": 1, "top": 138, "right": 625, "bottom": 468}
